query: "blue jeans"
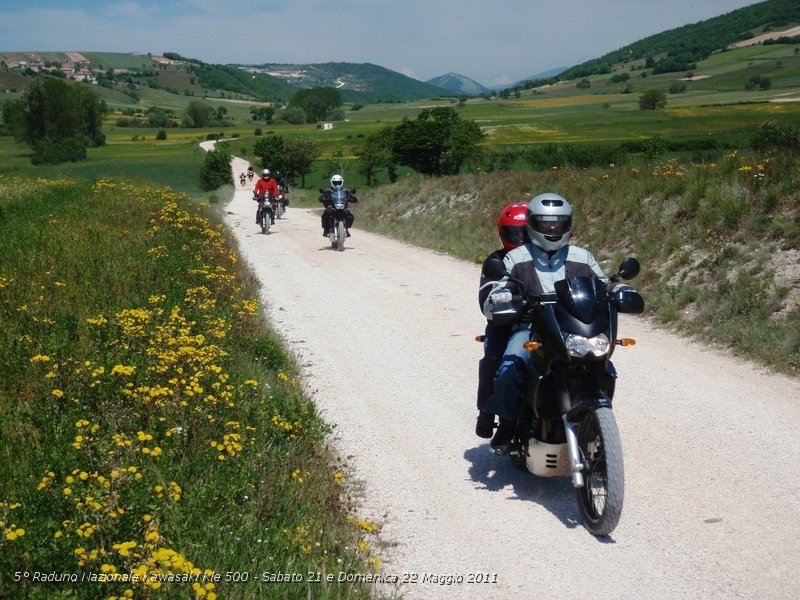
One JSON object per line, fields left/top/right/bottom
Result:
{"left": 483, "top": 326, "right": 534, "bottom": 422}
{"left": 476, "top": 323, "right": 513, "bottom": 411}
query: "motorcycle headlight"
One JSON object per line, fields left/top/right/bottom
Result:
{"left": 564, "top": 333, "right": 610, "bottom": 357}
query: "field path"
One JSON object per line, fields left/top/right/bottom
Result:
{"left": 217, "top": 150, "right": 800, "bottom": 600}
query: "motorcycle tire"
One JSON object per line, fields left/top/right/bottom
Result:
{"left": 336, "top": 220, "right": 346, "bottom": 252}
{"left": 575, "top": 407, "right": 624, "bottom": 537}
{"left": 260, "top": 209, "right": 270, "bottom": 234}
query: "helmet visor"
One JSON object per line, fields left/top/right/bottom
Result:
{"left": 500, "top": 225, "right": 528, "bottom": 247}
{"left": 528, "top": 214, "right": 571, "bottom": 237}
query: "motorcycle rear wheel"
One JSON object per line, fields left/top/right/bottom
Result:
{"left": 336, "top": 220, "right": 346, "bottom": 252}
{"left": 575, "top": 407, "right": 624, "bottom": 536}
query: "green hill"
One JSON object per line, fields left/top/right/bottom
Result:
{"left": 241, "top": 61, "right": 452, "bottom": 102}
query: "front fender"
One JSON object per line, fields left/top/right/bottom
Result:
{"left": 566, "top": 391, "right": 613, "bottom": 420}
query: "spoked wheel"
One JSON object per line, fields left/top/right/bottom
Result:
{"left": 336, "top": 220, "right": 346, "bottom": 252}
{"left": 260, "top": 209, "right": 270, "bottom": 234}
{"left": 575, "top": 407, "right": 624, "bottom": 536}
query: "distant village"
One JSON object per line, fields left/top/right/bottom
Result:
{"left": 1, "top": 52, "right": 185, "bottom": 84}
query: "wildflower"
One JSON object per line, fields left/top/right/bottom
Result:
{"left": 30, "top": 354, "right": 50, "bottom": 363}
{"left": 51, "top": 389, "right": 64, "bottom": 398}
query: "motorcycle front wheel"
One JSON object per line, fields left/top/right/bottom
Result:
{"left": 336, "top": 220, "right": 346, "bottom": 252}
{"left": 575, "top": 407, "right": 624, "bottom": 536}
{"left": 260, "top": 209, "right": 270, "bottom": 234}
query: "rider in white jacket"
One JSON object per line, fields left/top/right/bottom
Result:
{"left": 482, "top": 192, "right": 607, "bottom": 450}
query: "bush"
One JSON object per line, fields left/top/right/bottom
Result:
{"left": 199, "top": 145, "right": 233, "bottom": 191}
{"left": 639, "top": 89, "right": 667, "bottom": 110}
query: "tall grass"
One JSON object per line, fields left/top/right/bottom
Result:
{"left": 356, "top": 151, "right": 800, "bottom": 375}
{"left": 0, "top": 176, "right": 385, "bottom": 599}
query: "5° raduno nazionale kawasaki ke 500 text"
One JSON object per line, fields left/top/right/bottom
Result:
{"left": 483, "top": 257, "right": 644, "bottom": 536}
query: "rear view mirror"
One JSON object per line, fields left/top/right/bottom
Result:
{"left": 617, "top": 257, "right": 640, "bottom": 280}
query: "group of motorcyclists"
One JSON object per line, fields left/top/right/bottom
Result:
{"left": 249, "top": 166, "right": 358, "bottom": 239}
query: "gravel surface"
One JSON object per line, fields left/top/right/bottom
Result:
{"left": 221, "top": 153, "right": 800, "bottom": 600}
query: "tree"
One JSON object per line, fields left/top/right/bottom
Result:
{"left": 391, "top": 107, "right": 484, "bottom": 176}
{"left": 183, "top": 100, "right": 213, "bottom": 127}
{"left": 638, "top": 89, "right": 667, "bottom": 110}
{"left": 283, "top": 137, "right": 319, "bottom": 188}
{"left": 289, "top": 87, "right": 342, "bottom": 123}
{"left": 7, "top": 75, "right": 105, "bottom": 164}
{"left": 253, "top": 134, "right": 286, "bottom": 171}
{"left": 357, "top": 126, "right": 395, "bottom": 186}
{"left": 199, "top": 144, "right": 233, "bottom": 191}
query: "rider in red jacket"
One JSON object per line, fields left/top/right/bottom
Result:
{"left": 253, "top": 168, "right": 280, "bottom": 224}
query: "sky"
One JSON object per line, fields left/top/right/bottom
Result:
{"left": 0, "top": 0, "right": 762, "bottom": 87}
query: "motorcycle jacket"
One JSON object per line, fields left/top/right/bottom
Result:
{"left": 254, "top": 177, "right": 279, "bottom": 199}
{"left": 483, "top": 242, "right": 606, "bottom": 320}
{"left": 320, "top": 187, "right": 358, "bottom": 207}
{"left": 478, "top": 249, "right": 508, "bottom": 311}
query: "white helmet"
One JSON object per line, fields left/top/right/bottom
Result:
{"left": 262, "top": 168, "right": 271, "bottom": 177}
{"left": 331, "top": 174, "right": 343, "bottom": 188}
{"left": 526, "top": 193, "right": 572, "bottom": 252}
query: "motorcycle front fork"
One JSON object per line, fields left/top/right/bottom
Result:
{"left": 553, "top": 364, "right": 585, "bottom": 488}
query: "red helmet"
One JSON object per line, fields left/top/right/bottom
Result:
{"left": 496, "top": 202, "right": 530, "bottom": 251}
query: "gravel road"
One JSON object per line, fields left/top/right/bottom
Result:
{"left": 222, "top": 154, "right": 800, "bottom": 600}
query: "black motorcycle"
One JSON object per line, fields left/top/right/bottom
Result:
{"left": 254, "top": 193, "right": 274, "bottom": 234}
{"left": 484, "top": 257, "right": 644, "bottom": 536}
{"left": 320, "top": 188, "right": 357, "bottom": 252}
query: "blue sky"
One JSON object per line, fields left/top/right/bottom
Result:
{"left": 0, "top": 0, "right": 761, "bottom": 86}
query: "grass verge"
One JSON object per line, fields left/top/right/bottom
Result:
{"left": 0, "top": 176, "right": 387, "bottom": 599}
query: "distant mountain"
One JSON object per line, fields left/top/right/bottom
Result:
{"left": 241, "top": 62, "right": 451, "bottom": 102}
{"left": 425, "top": 73, "right": 491, "bottom": 96}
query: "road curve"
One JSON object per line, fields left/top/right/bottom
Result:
{"left": 220, "top": 152, "right": 800, "bottom": 600}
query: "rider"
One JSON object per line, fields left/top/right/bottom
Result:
{"left": 247, "top": 165, "right": 254, "bottom": 181}
{"left": 253, "top": 168, "right": 280, "bottom": 225}
{"left": 275, "top": 171, "right": 290, "bottom": 207}
{"left": 482, "top": 192, "right": 607, "bottom": 451}
{"left": 319, "top": 174, "right": 358, "bottom": 237}
{"left": 239, "top": 172, "right": 246, "bottom": 186}
{"left": 475, "top": 202, "right": 530, "bottom": 438}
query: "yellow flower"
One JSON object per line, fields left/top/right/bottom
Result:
{"left": 30, "top": 354, "right": 51, "bottom": 363}
{"left": 51, "top": 389, "right": 65, "bottom": 398}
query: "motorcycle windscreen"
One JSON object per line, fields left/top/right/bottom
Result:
{"left": 554, "top": 276, "right": 605, "bottom": 324}
{"left": 331, "top": 189, "right": 348, "bottom": 209}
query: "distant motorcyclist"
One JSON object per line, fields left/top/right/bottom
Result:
{"left": 482, "top": 193, "right": 607, "bottom": 450}
{"left": 239, "top": 172, "right": 246, "bottom": 186}
{"left": 319, "top": 174, "right": 358, "bottom": 237}
{"left": 275, "top": 170, "right": 290, "bottom": 208}
{"left": 253, "top": 168, "right": 280, "bottom": 225}
{"left": 247, "top": 165, "right": 254, "bottom": 181}
{"left": 475, "top": 202, "right": 530, "bottom": 439}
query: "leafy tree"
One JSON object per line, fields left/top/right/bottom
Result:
{"left": 289, "top": 87, "right": 342, "bottom": 123}
{"left": 250, "top": 106, "right": 275, "bottom": 123}
{"left": 357, "top": 126, "right": 395, "bottom": 186}
{"left": 199, "top": 144, "right": 233, "bottom": 191}
{"left": 183, "top": 100, "right": 213, "bottom": 128}
{"left": 6, "top": 75, "right": 105, "bottom": 164}
{"left": 277, "top": 106, "right": 307, "bottom": 125}
{"left": 638, "top": 89, "right": 667, "bottom": 110}
{"left": 391, "top": 107, "right": 484, "bottom": 176}
{"left": 576, "top": 78, "right": 592, "bottom": 89}
{"left": 745, "top": 75, "right": 772, "bottom": 91}
{"left": 253, "top": 134, "right": 286, "bottom": 171}
{"left": 284, "top": 137, "right": 319, "bottom": 188}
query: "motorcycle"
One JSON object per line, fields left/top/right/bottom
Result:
{"left": 482, "top": 257, "right": 644, "bottom": 536}
{"left": 321, "top": 187, "right": 356, "bottom": 252}
{"left": 239, "top": 174, "right": 246, "bottom": 187}
{"left": 254, "top": 193, "right": 274, "bottom": 234}
{"left": 271, "top": 194, "right": 285, "bottom": 220}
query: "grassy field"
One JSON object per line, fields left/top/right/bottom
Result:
{"left": 0, "top": 176, "right": 386, "bottom": 599}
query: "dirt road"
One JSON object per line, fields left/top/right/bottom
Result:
{"left": 222, "top": 154, "right": 800, "bottom": 599}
